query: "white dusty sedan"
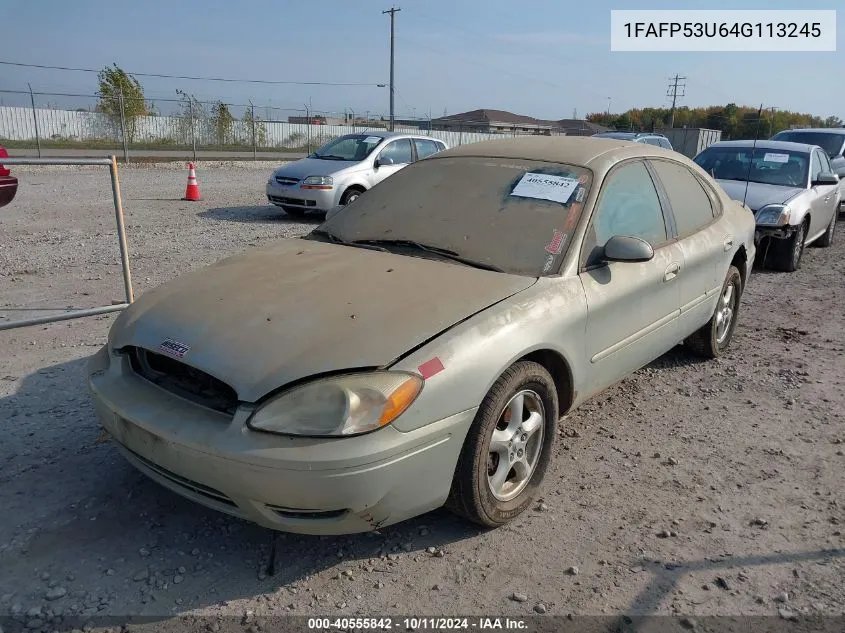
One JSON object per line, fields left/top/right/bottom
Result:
{"left": 90, "top": 137, "right": 755, "bottom": 535}
{"left": 266, "top": 132, "right": 447, "bottom": 217}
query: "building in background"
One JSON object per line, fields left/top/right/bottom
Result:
{"left": 430, "top": 109, "right": 610, "bottom": 136}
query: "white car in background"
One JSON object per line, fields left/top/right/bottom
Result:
{"left": 267, "top": 132, "right": 447, "bottom": 218}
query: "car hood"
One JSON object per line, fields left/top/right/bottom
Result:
{"left": 716, "top": 180, "right": 804, "bottom": 211}
{"left": 110, "top": 239, "right": 536, "bottom": 402}
{"left": 274, "top": 157, "right": 361, "bottom": 180}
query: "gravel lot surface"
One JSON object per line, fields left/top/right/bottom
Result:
{"left": 1, "top": 164, "right": 843, "bottom": 631}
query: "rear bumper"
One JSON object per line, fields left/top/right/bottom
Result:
{"left": 87, "top": 346, "right": 475, "bottom": 534}
{"left": 266, "top": 181, "right": 338, "bottom": 212}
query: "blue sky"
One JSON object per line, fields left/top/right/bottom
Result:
{"left": 0, "top": 0, "right": 842, "bottom": 121}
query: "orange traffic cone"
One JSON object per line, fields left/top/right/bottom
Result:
{"left": 182, "top": 162, "right": 201, "bottom": 201}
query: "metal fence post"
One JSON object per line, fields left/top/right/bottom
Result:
{"left": 27, "top": 83, "right": 41, "bottom": 157}
{"left": 109, "top": 156, "right": 135, "bottom": 303}
{"left": 305, "top": 103, "right": 311, "bottom": 154}
{"left": 118, "top": 89, "right": 129, "bottom": 164}
{"left": 190, "top": 97, "right": 197, "bottom": 163}
{"left": 250, "top": 100, "right": 257, "bottom": 160}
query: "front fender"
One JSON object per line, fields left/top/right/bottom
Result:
{"left": 387, "top": 277, "right": 588, "bottom": 433}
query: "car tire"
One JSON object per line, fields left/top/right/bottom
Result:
{"left": 768, "top": 220, "right": 807, "bottom": 272}
{"left": 340, "top": 187, "right": 364, "bottom": 205}
{"left": 446, "top": 361, "right": 558, "bottom": 528}
{"left": 815, "top": 212, "right": 836, "bottom": 248}
{"left": 282, "top": 205, "right": 306, "bottom": 218}
{"left": 684, "top": 265, "right": 742, "bottom": 359}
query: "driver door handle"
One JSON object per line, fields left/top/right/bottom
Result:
{"left": 663, "top": 262, "right": 680, "bottom": 282}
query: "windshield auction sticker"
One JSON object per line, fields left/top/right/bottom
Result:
{"left": 510, "top": 173, "right": 580, "bottom": 205}
{"left": 763, "top": 152, "right": 790, "bottom": 163}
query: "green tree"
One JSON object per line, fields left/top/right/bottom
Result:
{"left": 96, "top": 63, "right": 149, "bottom": 142}
{"left": 210, "top": 101, "right": 234, "bottom": 145}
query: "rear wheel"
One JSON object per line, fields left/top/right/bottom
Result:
{"left": 447, "top": 361, "right": 557, "bottom": 528}
{"left": 685, "top": 265, "right": 742, "bottom": 359}
{"left": 816, "top": 212, "right": 836, "bottom": 247}
{"left": 768, "top": 220, "right": 806, "bottom": 272}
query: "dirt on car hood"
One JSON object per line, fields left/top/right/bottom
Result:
{"left": 110, "top": 238, "right": 536, "bottom": 402}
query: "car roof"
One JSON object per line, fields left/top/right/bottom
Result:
{"left": 774, "top": 128, "right": 845, "bottom": 136}
{"left": 704, "top": 139, "right": 816, "bottom": 154}
{"left": 345, "top": 131, "right": 441, "bottom": 141}
{"left": 431, "top": 136, "right": 691, "bottom": 177}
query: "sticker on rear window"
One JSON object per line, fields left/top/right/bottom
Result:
{"left": 763, "top": 152, "right": 790, "bottom": 163}
{"left": 510, "top": 173, "right": 580, "bottom": 205}
{"left": 363, "top": 136, "right": 382, "bottom": 144}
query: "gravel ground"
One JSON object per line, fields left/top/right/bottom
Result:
{"left": 0, "top": 164, "right": 843, "bottom": 631}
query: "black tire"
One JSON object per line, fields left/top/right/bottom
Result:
{"left": 768, "top": 220, "right": 807, "bottom": 272}
{"left": 340, "top": 187, "right": 364, "bottom": 205}
{"left": 282, "top": 205, "right": 306, "bottom": 217}
{"left": 816, "top": 212, "right": 836, "bottom": 248}
{"left": 446, "top": 361, "right": 558, "bottom": 528}
{"left": 684, "top": 265, "right": 742, "bottom": 359}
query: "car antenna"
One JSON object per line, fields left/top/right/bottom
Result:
{"left": 741, "top": 103, "right": 764, "bottom": 209}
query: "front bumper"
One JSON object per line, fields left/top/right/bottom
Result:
{"left": 266, "top": 180, "right": 338, "bottom": 212}
{"left": 87, "top": 346, "right": 475, "bottom": 535}
{"left": 754, "top": 223, "right": 796, "bottom": 245}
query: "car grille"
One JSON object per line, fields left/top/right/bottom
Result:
{"left": 126, "top": 346, "right": 239, "bottom": 416}
{"left": 126, "top": 446, "right": 238, "bottom": 507}
{"left": 275, "top": 176, "right": 299, "bottom": 186}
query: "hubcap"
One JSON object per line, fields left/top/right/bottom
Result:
{"left": 345, "top": 193, "right": 359, "bottom": 204}
{"left": 792, "top": 225, "right": 805, "bottom": 266}
{"left": 486, "top": 390, "right": 545, "bottom": 502}
{"left": 714, "top": 281, "right": 736, "bottom": 344}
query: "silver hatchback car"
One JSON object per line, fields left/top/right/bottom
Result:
{"left": 266, "top": 132, "right": 447, "bottom": 217}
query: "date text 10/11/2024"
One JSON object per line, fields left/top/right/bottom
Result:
{"left": 307, "top": 617, "right": 529, "bottom": 630}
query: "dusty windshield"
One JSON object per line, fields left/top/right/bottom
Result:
{"left": 319, "top": 156, "right": 592, "bottom": 277}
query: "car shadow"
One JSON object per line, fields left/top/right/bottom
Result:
{"left": 198, "top": 205, "right": 324, "bottom": 225}
{"left": 0, "top": 356, "right": 482, "bottom": 627}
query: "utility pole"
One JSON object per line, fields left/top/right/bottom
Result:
{"left": 666, "top": 74, "right": 686, "bottom": 128}
{"left": 383, "top": 6, "right": 401, "bottom": 131}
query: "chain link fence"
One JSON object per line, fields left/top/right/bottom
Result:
{"left": 0, "top": 89, "right": 570, "bottom": 162}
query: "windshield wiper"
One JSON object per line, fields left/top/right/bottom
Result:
{"left": 312, "top": 154, "right": 347, "bottom": 161}
{"left": 308, "top": 229, "right": 388, "bottom": 252}
{"left": 352, "top": 239, "right": 505, "bottom": 272}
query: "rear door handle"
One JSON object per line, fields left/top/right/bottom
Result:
{"left": 663, "top": 262, "right": 680, "bottom": 282}
{"left": 723, "top": 237, "right": 734, "bottom": 252}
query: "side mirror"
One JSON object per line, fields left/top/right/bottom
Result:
{"left": 812, "top": 173, "right": 840, "bottom": 187}
{"left": 603, "top": 235, "right": 654, "bottom": 263}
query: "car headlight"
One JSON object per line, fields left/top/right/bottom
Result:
{"left": 302, "top": 175, "right": 333, "bottom": 186}
{"left": 756, "top": 204, "right": 791, "bottom": 226}
{"left": 247, "top": 371, "right": 423, "bottom": 437}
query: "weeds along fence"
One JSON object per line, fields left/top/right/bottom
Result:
{"left": 0, "top": 90, "right": 556, "bottom": 158}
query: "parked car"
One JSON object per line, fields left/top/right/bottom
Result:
{"left": 592, "top": 131, "right": 674, "bottom": 151}
{"left": 0, "top": 146, "right": 18, "bottom": 208}
{"left": 89, "top": 136, "right": 755, "bottom": 535}
{"left": 693, "top": 140, "right": 840, "bottom": 272}
{"left": 770, "top": 127, "right": 845, "bottom": 211}
{"left": 266, "top": 132, "right": 447, "bottom": 217}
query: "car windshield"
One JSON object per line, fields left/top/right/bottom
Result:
{"left": 310, "top": 134, "right": 383, "bottom": 161}
{"left": 772, "top": 131, "right": 844, "bottom": 158}
{"left": 594, "top": 133, "right": 636, "bottom": 140}
{"left": 694, "top": 147, "right": 809, "bottom": 188}
{"left": 315, "top": 156, "right": 593, "bottom": 277}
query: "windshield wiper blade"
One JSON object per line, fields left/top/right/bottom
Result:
{"left": 352, "top": 239, "right": 504, "bottom": 272}
{"left": 313, "top": 154, "right": 346, "bottom": 161}
{"left": 308, "top": 229, "right": 388, "bottom": 252}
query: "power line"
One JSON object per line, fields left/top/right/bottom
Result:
{"left": 0, "top": 60, "right": 386, "bottom": 88}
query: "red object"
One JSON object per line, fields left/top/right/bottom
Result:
{"left": 544, "top": 229, "right": 565, "bottom": 254}
{"left": 418, "top": 357, "right": 445, "bottom": 379}
{"left": 0, "top": 146, "right": 18, "bottom": 208}
{"left": 182, "top": 162, "right": 202, "bottom": 201}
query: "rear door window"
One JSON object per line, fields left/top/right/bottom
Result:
{"left": 650, "top": 159, "right": 715, "bottom": 236}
